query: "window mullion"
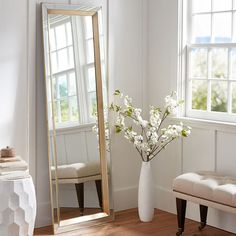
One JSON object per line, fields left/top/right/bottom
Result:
{"left": 67, "top": 72, "right": 72, "bottom": 121}
{"left": 207, "top": 48, "right": 211, "bottom": 111}
{"left": 228, "top": 48, "right": 232, "bottom": 113}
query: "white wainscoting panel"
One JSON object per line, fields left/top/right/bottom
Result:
{"left": 183, "top": 127, "right": 215, "bottom": 172}
{"left": 216, "top": 131, "right": 236, "bottom": 176}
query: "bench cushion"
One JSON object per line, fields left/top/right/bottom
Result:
{"left": 173, "top": 171, "right": 236, "bottom": 208}
{"left": 51, "top": 161, "right": 100, "bottom": 179}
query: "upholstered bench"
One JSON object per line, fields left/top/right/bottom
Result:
{"left": 173, "top": 171, "right": 236, "bottom": 235}
{"left": 51, "top": 161, "right": 102, "bottom": 214}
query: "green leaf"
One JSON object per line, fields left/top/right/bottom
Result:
{"left": 115, "top": 125, "right": 122, "bottom": 133}
{"left": 127, "top": 126, "right": 132, "bottom": 131}
{"left": 181, "top": 130, "right": 188, "bottom": 137}
{"left": 109, "top": 103, "right": 114, "bottom": 111}
{"left": 115, "top": 105, "right": 121, "bottom": 112}
{"left": 114, "top": 90, "right": 121, "bottom": 96}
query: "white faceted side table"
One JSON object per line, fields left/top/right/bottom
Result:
{"left": 0, "top": 176, "right": 37, "bottom": 236}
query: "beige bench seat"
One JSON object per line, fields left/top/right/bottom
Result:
{"left": 173, "top": 171, "right": 236, "bottom": 208}
{"left": 173, "top": 171, "right": 236, "bottom": 235}
{"left": 51, "top": 161, "right": 101, "bottom": 180}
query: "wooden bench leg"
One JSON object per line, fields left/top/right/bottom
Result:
{"left": 199, "top": 204, "right": 208, "bottom": 231}
{"left": 176, "top": 198, "right": 187, "bottom": 236}
{"left": 95, "top": 180, "right": 103, "bottom": 210}
{"left": 75, "top": 183, "right": 84, "bottom": 215}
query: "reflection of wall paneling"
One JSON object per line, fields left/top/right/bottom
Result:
{"left": 53, "top": 124, "right": 99, "bottom": 165}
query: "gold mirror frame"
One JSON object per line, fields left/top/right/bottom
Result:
{"left": 42, "top": 3, "right": 113, "bottom": 234}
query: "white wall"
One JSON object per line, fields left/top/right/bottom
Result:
{"left": 0, "top": 0, "right": 35, "bottom": 164}
{"left": 147, "top": 0, "right": 236, "bottom": 233}
{"left": 109, "top": 0, "right": 148, "bottom": 211}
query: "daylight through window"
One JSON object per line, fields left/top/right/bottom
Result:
{"left": 181, "top": 0, "right": 236, "bottom": 122}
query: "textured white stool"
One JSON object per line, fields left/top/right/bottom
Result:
{"left": 0, "top": 175, "right": 37, "bottom": 236}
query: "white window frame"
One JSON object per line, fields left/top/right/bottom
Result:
{"left": 48, "top": 15, "right": 105, "bottom": 128}
{"left": 178, "top": 0, "right": 236, "bottom": 123}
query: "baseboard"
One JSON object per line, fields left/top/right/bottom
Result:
{"left": 113, "top": 186, "right": 138, "bottom": 211}
{"left": 154, "top": 185, "right": 236, "bottom": 234}
{"left": 35, "top": 201, "right": 52, "bottom": 228}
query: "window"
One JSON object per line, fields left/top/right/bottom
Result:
{"left": 180, "top": 0, "right": 236, "bottom": 122}
{"left": 47, "top": 14, "right": 105, "bottom": 128}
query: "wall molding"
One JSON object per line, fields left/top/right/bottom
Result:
{"left": 113, "top": 186, "right": 138, "bottom": 211}
{"left": 35, "top": 201, "right": 52, "bottom": 228}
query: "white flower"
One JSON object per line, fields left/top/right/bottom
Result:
{"left": 134, "top": 135, "right": 143, "bottom": 146}
{"left": 134, "top": 108, "right": 142, "bottom": 116}
{"left": 124, "top": 129, "right": 137, "bottom": 142}
{"left": 124, "top": 95, "right": 132, "bottom": 106}
{"left": 150, "top": 114, "right": 161, "bottom": 127}
{"left": 116, "top": 115, "right": 125, "bottom": 127}
{"left": 165, "top": 93, "right": 178, "bottom": 114}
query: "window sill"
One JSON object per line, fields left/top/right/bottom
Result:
{"left": 169, "top": 116, "right": 236, "bottom": 133}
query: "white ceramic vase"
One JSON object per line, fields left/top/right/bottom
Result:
{"left": 138, "top": 161, "right": 154, "bottom": 222}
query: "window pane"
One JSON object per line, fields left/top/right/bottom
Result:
{"left": 69, "top": 72, "right": 76, "bottom": 96}
{"left": 68, "top": 46, "right": 74, "bottom": 68}
{"left": 211, "top": 81, "right": 228, "bottom": 112}
{"left": 70, "top": 96, "right": 79, "bottom": 121}
{"left": 52, "top": 77, "right": 57, "bottom": 100}
{"left": 231, "top": 49, "right": 236, "bottom": 79}
{"left": 192, "top": 14, "right": 211, "bottom": 43}
{"left": 55, "top": 24, "right": 66, "bottom": 49}
{"left": 88, "top": 67, "right": 96, "bottom": 92}
{"left": 58, "top": 48, "right": 69, "bottom": 71}
{"left": 233, "top": 12, "right": 236, "bottom": 42}
{"left": 53, "top": 102, "right": 59, "bottom": 124}
{"left": 86, "top": 39, "right": 94, "bottom": 63}
{"left": 232, "top": 83, "right": 236, "bottom": 113}
{"left": 58, "top": 75, "right": 68, "bottom": 98}
{"left": 49, "top": 28, "right": 56, "bottom": 51}
{"left": 66, "top": 22, "right": 72, "bottom": 45}
{"left": 192, "top": 80, "right": 208, "bottom": 110}
{"left": 192, "top": 0, "right": 211, "bottom": 13}
{"left": 51, "top": 52, "right": 57, "bottom": 73}
{"left": 212, "top": 0, "right": 232, "bottom": 11}
{"left": 88, "top": 92, "right": 97, "bottom": 118}
{"left": 212, "top": 13, "right": 232, "bottom": 43}
{"left": 234, "top": 0, "right": 236, "bottom": 9}
{"left": 60, "top": 99, "right": 69, "bottom": 122}
{"left": 84, "top": 16, "right": 93, "bottom": 39}
{"left": 211, "top": 48, "right": 228, "bottom": 78}
{"left": 190, "top": 48, "right": 207, "bottom": 78}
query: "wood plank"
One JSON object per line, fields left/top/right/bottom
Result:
{"left": 34, "top": 208, "right": 235, "bottom": 236}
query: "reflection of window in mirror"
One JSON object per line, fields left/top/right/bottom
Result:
{"left": 47, "top": 14, "right": 105, "bottom": 128}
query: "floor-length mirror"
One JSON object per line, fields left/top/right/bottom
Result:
{"left": 42, "top": 3, "right": 113, "bottom": 234}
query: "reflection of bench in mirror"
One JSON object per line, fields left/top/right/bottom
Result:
{"left": 51, "top": 161, "right": 102, "bottom": 215}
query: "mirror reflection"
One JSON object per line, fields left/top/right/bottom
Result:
{"left": 42, "top": 4, "right": 112, "bottom": 234}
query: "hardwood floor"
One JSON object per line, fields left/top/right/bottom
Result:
{"left": 34, "top": 208, "right": 235, "bottom": 236}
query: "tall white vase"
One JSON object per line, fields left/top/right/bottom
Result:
{"left": 138, "top": 161, "right": 154, "bottom": 222}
